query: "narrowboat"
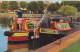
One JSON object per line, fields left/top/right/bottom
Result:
{"left": 4, "top": 16, "right": 71, "bottom": 41}
{"left": 4, "top": 18, "right": 40, "bottom": 41}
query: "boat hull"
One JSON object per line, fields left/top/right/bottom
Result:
{"left": 12, "top": 32, "right": 29, "bottom": 37}
{"left": 8, "top": 36, "right": 29, "bottom": 41}
{"left": 4, "top": 31, "right": 29, "bottom": 41}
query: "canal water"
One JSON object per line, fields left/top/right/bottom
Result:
{"left": 0, "top": 17, "right": 61, "bottom": 52}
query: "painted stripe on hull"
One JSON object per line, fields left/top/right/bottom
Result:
{"left": 12, "top": 32, "right": 29, "bottom": 37}
{"left": 8, "top": 36, "right": 29, "bottom": 41}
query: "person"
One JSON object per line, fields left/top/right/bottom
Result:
{"left": 70, "top": 15, "right": 73, "bottom": 23}
{"left": 17, "top": 8, "right": 23, "bottom": 18}
{"left": 17, "top": 8, "right": 23, "bottom": 30}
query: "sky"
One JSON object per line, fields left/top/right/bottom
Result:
{"left": 0, "top": 0, "right": 80, "bottom": 3}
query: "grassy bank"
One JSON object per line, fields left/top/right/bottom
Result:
{"left": 0, "top": 13, "right": 62, "bottom": 18}
{"left": 60, "top": 39, "right": 80, "bottom": 52}
{"left": 0, "top": 13, "right": 43, "bottom": 18}
{"left": 0, "top": 13, "right": 17, "bottom": 17}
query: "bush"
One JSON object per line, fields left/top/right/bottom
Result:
{"left": 60, "top": 5, "right": 78, "bottom": 16}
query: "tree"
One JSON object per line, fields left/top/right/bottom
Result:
{"left": 1, "top": 1, "right": 8, "bottom": 9}
{"left": 55, "top": 2, "right": 61, "bottom": 9}
{"left": 38, "top": 1, "right": 45, "bottom": 14}
{"left": 27, "top": 1, "right": 40, "bottom": 13}
{"left": 76, "top": 2, "right": 80, "bottom": 12}
{"left": 60, "top": 5, "right": 77, "bottom": 16}
{"left": 1, "top": 1, "right": 8, "bottom": 12}
{"left": 20, "top": 1, "right": 27, "bottom": 9}
{"left": 8, "top": 1, "right": 19, "bottom": 11}
{"left": 61, "top": 1, "right": 80, "bottom": 12}
{"left": 61, "top": 1, "right": 78, "bottom": 7}
{"left": 47, "top": 2, "right": 61, "bottom": 13}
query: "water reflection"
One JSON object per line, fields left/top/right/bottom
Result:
{"left": 0, "top": 17, "right": 10, "bottom": 28}
{"left": 6, "top": 40, "right": 37, "bottom": 52}
{"left": 6, "top": 42, "right": 29, "bottom": 52}
{"left": 0, "top": 26, "right": 10, "bottom": 52}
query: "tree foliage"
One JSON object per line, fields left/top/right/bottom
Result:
{"left": 20, "top": 1, "right": 27, "bottom": 8}
{"left": 55, "top": 2, "right": 61, "bottom": 9}
{"left": 47, "top": 2, "right": 61, "bottom": 12}
{"left": 61, "top": 1, "right": 80, "bottom": 12}
{"left": 38, "top": 1, "right": 45, "bottom": 14}
{"left": 8, "top": 1, "right": 19, "bottom": 11}
{"left": 60, "top": 5, "right": 77, "bottom": 16}
{"left": 76, "top": 2, "right": 80, "bottom": 12}
{"left": 27, "top": 1, "right": 40, "bottom": 13}
{"left": 1, "top": 1, "right": 8, "bottom": 9}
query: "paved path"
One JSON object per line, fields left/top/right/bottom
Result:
{"left": 47, "top": 30, "right": 80, "bottom": 52}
